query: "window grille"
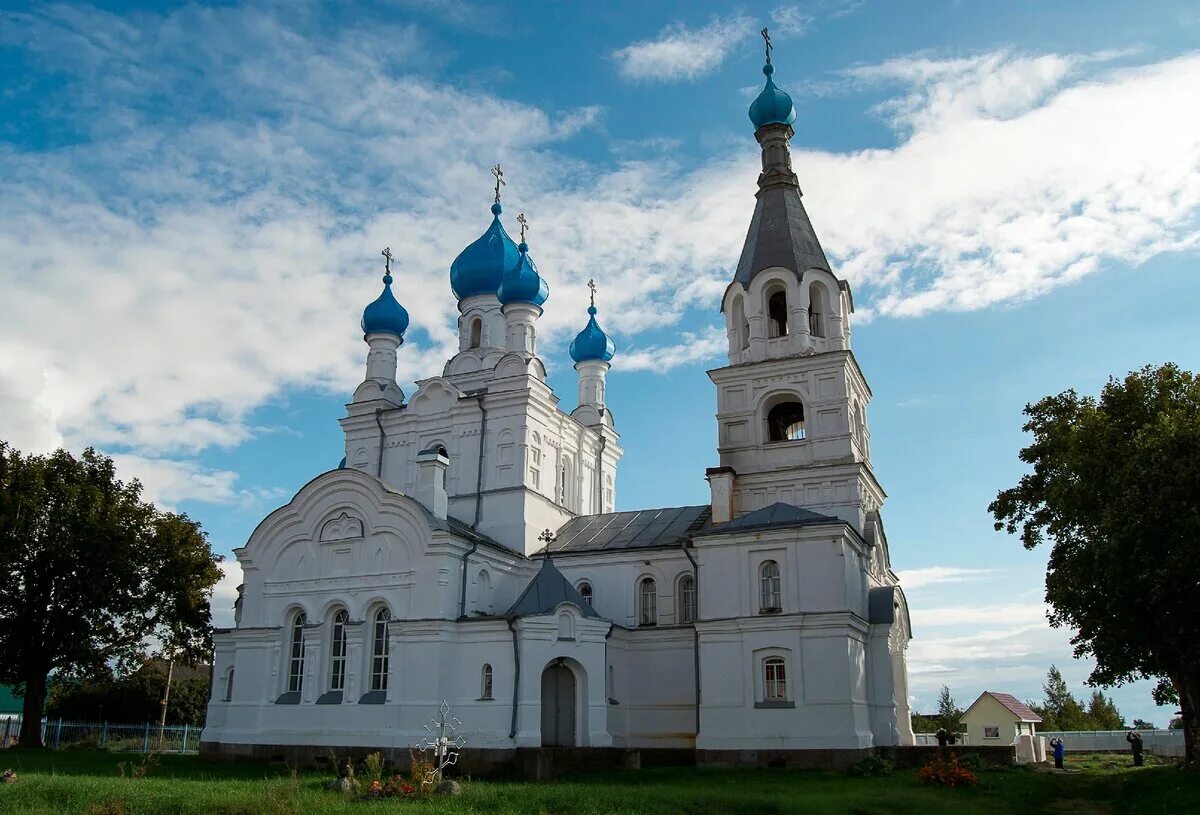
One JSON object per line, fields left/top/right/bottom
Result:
{"left": 481, "top": 664, "right": 493, "bottom": 700}
{"left": 329, "top": 609, "right": 348, "bottom": 691}
{"left": 764, "top": 657, "right": 787, "bottom": 701}
{"left": 578, "top": 581, "right": 593, "bottom": 605}
{"left": 287, "top": 612, "right": 306, "bottom": 693}
{"left": 370, "top": 607, "right": 391, "bottom": 692}
{"left": 639, "top": 578, "right": 657, "bottom": 626}
{"left": 760, "top": 560, "right": 782, "bottom": 612}
{"left": 678, "top": 575, "right": 697, "bottom": 623}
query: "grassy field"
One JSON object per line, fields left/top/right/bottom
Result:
{"left": 0, "top": 749, "right": 1196, "bottom": 815}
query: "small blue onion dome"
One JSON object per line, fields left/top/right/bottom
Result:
{"left": 569, "top": 305, "right": 616, "bottom": 363}
{"left": 361, "top": 272, "right": 410, "bottom": 338}
{"left": 748, "top": 63, "right": 796, "bottom": 130}
{"left": 498, "top": 241, "right": 549, "bottom": 306}
{"left": 450, "top": 202, "right": 521, "bottom": 300}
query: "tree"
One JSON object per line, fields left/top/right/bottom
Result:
{"left": 47, "top": 660, "right": 211, "bottom": 725}
{"left": 990, "top": 364, "right": 1200, "bottom": 765}
{"left": 1131, "top": 719, "right": 1156, "bottom": 730}
{"left": 1031, "top": 665, "right": 1088, "bottom": 731}
{"left": 0, "top": 443, "right": 221, "bottom": 747}
{"left": 935, "top": 685, "right": 963, "bottom": 735}
{"left": 1085, "top": 690, "right": 1124, "bottom": 731}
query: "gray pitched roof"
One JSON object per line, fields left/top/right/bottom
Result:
{"left": 732, "top": 185, "right": 831, "bottom": 293}
{"left": 695, "top": 502, "right": 839, "bottom": 536}
{"left": 506, "top": 558, "right": 599, "bottom": 618}
{"left": 546, "top": 505, "right": 711, "bottom": 554}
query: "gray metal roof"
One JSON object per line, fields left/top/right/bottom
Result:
{"left": 506, "top": 558, "right": 599, "bottom": 618}
{"left": 695, "top": 502, "right": 839, "bottom": 536}
{"left": 732, "top": 185, "right": 831, "bottom": 293}
{"left": 547, "top": 505, "right": 711, "bottom": 554}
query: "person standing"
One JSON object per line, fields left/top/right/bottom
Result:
{"left": 1049, "top": 737, "right": 1065, "bottom": 770}
{"left": 1126, "top": 731, "right": 1144, "bottom": 767}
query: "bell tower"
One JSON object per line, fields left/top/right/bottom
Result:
{"left": 706, "top": 39, "right": 880, "bottom": 536}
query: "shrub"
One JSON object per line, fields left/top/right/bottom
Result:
{"left": 362, "top": 751, "right": 385, "bottom": 788}
{"left": 847, "top": 755, "right": 894, "bottom": 777}
{"left": 918, "top": 752, "right": 978, "bottom": 787}
{"left": 958, "top": 752, "right": 984, "bottom": 772}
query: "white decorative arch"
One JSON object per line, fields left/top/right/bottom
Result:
{"left": 319, "top": 511, "right": 364, "bottom": 542}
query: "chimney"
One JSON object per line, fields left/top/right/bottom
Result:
{"left": 705, "top": 466, "right": 736, "bottom": 524}
{"left": 415, "top": 448, "right": 449, "bottom": 519}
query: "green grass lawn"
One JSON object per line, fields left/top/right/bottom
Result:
{"left": 0, "top": 749, "right": 1196, "bottom": 815}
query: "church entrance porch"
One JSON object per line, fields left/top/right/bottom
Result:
{"left": 540, "top": 660, "right": 578, "bottom": 747}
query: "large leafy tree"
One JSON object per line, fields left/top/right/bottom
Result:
{"left": 990, "top": 363, "right": 1200, "bottom": 765}
{"left": 0, "top": 443, "right": 222, "bottom": 747}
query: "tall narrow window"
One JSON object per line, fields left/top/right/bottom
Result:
{"left": 767, "top": 290, "right": 789, "bottom": 338}
{"left": 767, "top": 401, "right": 806, "bottom": 442}
{"left": 578, "top": 581, "right": 593, "bottom": 606}
{"left": 639, "top": 578, "right": 657, "bottom": 626}
{"left": 329, "top": 609, "right": 348, "bottom": 691}
{"left": 764, "top": 657, "right": 787, "bottom": 701}
{"left": 370, "top": 607, "right": 391, "bottom": 692}
{"left": 808, "top": 283, "right": 828, "bottom": 338}
{"left": 678, "top": 575, "right": 697, "bottom": 623}
{"left": 223, "top": 667, "right": 235, "bottom": 702}
{"left": 480, "top": 664, "right": 493, "bottom": 700}
{"left": 474, "top": 569, "right": 491, "bottom": 614}
{"left": 760, "top": 560, "right": 782, "bottom": 612}
{"left": 287, "top": 612, "right": 306, "bottom": 693}
{"left": 468, "top": 317, "right": 482, "bottom": 349}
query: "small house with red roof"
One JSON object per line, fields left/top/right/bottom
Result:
{"left": 961, "top": 691, "right": 1042, "bottom": 748}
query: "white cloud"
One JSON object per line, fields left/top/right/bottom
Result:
{"left": 770, "top": 6, "right": 815, "bottom": 37}
{"left": 210, "top": 560, "right": 244, "bottom": 629}
{"left": 612, "top": 15, "right": 756, "bottom": 82}
{"left": 894, "top": 566, "right": 995, "bottom": 589}
{"left": 1, "top": 6, "right": 1199, "bottom": 509}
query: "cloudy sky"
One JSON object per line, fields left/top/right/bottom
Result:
{"left": 2, "top": 0, "right": 1198, "bottom": 726}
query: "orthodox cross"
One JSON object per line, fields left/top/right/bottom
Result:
{"left": 517, "top": 212, "right": 529, "bottom": 243}
{"left": 587, "top": 277, "right": 597, "bottom": 308}
{"left": 417, "top": 700, "right": 466, "bottom": 787}
{"left": 381, "top": 247, "right": 393, "bottom": 276}
{"left": 491, "top": 163, "right": 506, "bottom": 203}
{"left": 538, "top": 528, "right": 555, "bottom": 547}
{"left": 761, "top": 27, "right": 772, "bottom": 64}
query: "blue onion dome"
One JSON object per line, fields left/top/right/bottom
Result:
{"left": 498, "top": 241, "right": 549, "bottom": 306}
{"left": 569, "top": 305, "right": 616, "bottom": 363}
{"left": 361, "top": 271, "right": 410, "bottom": 338}
{"left": 450, "top": 202, "right": 521, "bottom": 300}
{"left": 748, "top": 63, "right": 796, "bottom": 130}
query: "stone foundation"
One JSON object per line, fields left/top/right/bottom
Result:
{"left": 199, "top": 742, "right": 1015, "bottom": 779}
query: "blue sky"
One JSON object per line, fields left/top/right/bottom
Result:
{"left": 2, "top": 0, "right": 1199, "bottom": 726}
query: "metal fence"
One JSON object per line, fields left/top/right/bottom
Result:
{"left": 915, "top": 729, "right": 1184, "bottom": 757}
{"left": 0, "top": 716, "right": 200, "bottom": 753}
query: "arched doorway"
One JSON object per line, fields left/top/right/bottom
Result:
{"left": 540, "top": 661, "right": 576, "bottom": 746}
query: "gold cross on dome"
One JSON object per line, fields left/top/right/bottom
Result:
{"left": 381, "top": 247, "right": 393, "bottom": 275}
{"left": 517, "top": 212, "right": 529, "bottom": 243}
{"left": 587, "top": 278, "right": 597, "bottom": 307}
{"left": 761, "top": 27, "right": 772, "bottom": 64}
{"left": 491, "top": 164, "right": 506, "bottom": 203}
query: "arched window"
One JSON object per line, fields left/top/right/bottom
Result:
{"left": 763, "top": 657, "right": 787, "bottom": 701}
{"left": 577, "top": 580, "right": 593, "bottom": 606}
{"left": 329, "top": 609, "right": 348, "bottom": 691}
{"left": 557, "top": 612, "right": 575, "bottom": 641}
{"left": 767, "top": 289, "right": 789, "bottom": 338}
{"left": 678, "top": 574, "right": 697, "bottom": 623}
{"left": 638, "top": 577, "right": 657, "bottom": 626}
{"left": 480, "top": 664, "right": 493, "bottom": 700}
{"left": 759, "top": 560, "right": 782, "bottom": 612}
{"left": 558, "top": 458, "right": 572, "bottom": 508}
{"left": 474, "top": 569, "right": 491, "bottom": 614}
{"left": 731, "top": 295, "right": 750, "bottom": 351}
{"left": 223, "top": 667, "right": 235, "bottom": 702}
{"left": 370, "top": 607, "right": 391, "bottom": 692}
{"left": 287, "top": 612, "right": 306, "bottom": 693}
{"left": 808, "top": 282, "right": 828, "bottom": 337}
{"left": 468, "top": 317, "right": 482, "bottom": 349}
{"left": 767, "top": 401, "right": 806, "bottom": 442}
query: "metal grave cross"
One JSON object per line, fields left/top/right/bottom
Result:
{"left": 417, "top": 700, "right": 466, "bottom": 786}
{"left": 491, "top": 164, "right": 506, "bottom": 203}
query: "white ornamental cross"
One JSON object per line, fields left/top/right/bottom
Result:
{"left": 417, "top": 699, "right": 466, "bottom": 785}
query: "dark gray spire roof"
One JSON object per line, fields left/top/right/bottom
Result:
{"left": 733, "top": 184, "right": 831, "bottom": 289}
{"left": 506, "top": 557, "right": 599, "bottom": 618}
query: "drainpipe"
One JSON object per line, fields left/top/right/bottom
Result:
{"left": 682, "top": 542, "right": 701, "bottom": 737}
{"left": 457, "top": 539, "right": 480, "bottom": 619}
{"left": 374, "top": 408, "right": 386, "bottom": 478}
{"left": 472, "top": 393, "right": 488, "bottom": 528}
{"left": 508, "top": 617, "right": 521, "bottom": 739}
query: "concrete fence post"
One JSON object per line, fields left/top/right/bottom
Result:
{"left": 182, "top": 724, "right": 189, "bottom": 753}
{"left": 143, "top": 722, "right": 150, "bottom": 753}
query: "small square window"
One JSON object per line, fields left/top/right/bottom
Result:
{"left": 984, "top": 726, "right": 1000, "bottom": 739}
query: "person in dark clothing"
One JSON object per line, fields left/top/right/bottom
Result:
{"left": 936, "top": 729, "right": 948, "bottom": 747}
{"left": 1127, "top": 731, "right": 1144, "bottom": 766}
{"left": 1049, "top": 737, "right": 1065, "bottom": 769}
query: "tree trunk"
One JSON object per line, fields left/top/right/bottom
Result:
{"left": 1177, "top": 673, "right": 1199, "bottom": 768}
{"left": 19, "top": 672, "right": 46, "bottom": 749}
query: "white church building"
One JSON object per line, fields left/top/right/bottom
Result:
{"left": 201, "top": 45, "right": 914, "bottom": 771}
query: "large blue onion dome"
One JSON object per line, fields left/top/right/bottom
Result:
{"left": 361, "top": 271, "right": 409, "bottom": 338}
{"left": 498, "top": 241, "right": 549, "bottom": 306}
{"left": 569, "top": 305, "right": 615, "bottom": 363}
{"left": 748, "top": 63, "right": 796, "bottom": 130}
{"left": 450, "top": 202, "right": 521, "bottom": 300}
